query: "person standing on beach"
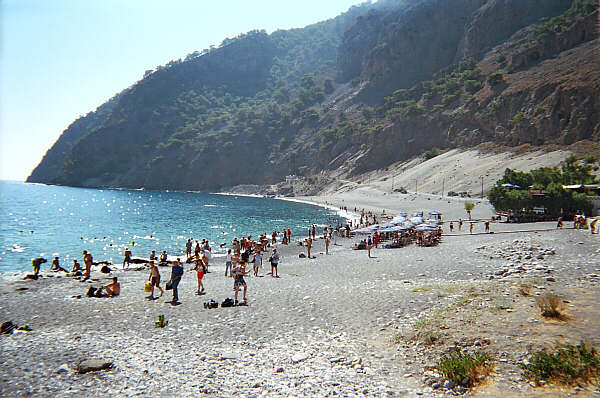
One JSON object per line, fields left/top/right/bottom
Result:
{"left": 186, "top": 238, "right": 192, "bottom": 259}
{"left": 123, "top": 247, "right": 132, "bottom": 270}
{"left": 32, "top": 257, "right": 47, "bottom": 276}
{"left": 287, "top": 228, "right": 291, "bottom": 242}
{"left": 170, "top": 260, "right": 184, "bottom": 303}
{"left": 484, "top": 221, "right": 490, "bottom": 233}
{"left": 449, "top": 222, "right": 454, "bottom": 232}
{"left": 367, "top": 235, "right": 373, "bottom": 258}
{"left": 469, "top": 222, "right": 474, "bottom": 234}
{"left": 225, "top": 249, "right": 233, "bottom": 277}
{"left": 270, "top": 248, "right": 280, "bottom": 277}
{"left": 306, "top": 237, "right": 312, "bottom": 259}
{"left": 231, "top": 262, "right": 251, "bottom": 305}
{"left": 194, "top": 254, "right": 206, "bottom": 295}
{"left": 252, "top": 251, "right": 262, "bottom": 276}
{"left": 374, "top": 231, "right": 380, "bottom": 248}
{"left": 325, "top": 235, "right": 330, "bottom": 255}
{"left": 148, "top": 261, "right": 163, "bottom": 299}
{"left": 312, "top": 224, "right": 316, "bottom": 239}
{"left": 83, "top": 250, "right": 93, "bottom": 279}
{"left": 458, "top": 219, "right": 463, "bottom": 231}
{"left": 194, "top": 240, "right": 200, "bottom": 257}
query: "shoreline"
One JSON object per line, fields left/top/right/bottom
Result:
{"left": 2, "top": 185, "right": 599, "bottom": 397}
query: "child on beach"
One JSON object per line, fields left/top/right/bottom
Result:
{"left": 252, "top": 251, "right": 262, "bottom": 276}
{"left": 147, "top": 261, "right": 163, "bottom": 299}
{"left": 270, "top": 248, "right": 280, "bottom": 277}
{"left": 231, "top": 262, "right": 251, "bottom": 305}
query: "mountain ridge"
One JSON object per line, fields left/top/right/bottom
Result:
{"left": 28, "top": 0, "right": 600, "bottom": 191}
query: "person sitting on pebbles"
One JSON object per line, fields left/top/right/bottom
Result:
{"left": 50, "top": 256, "right": 68, "bottom": 273}
{"left": 71, "top": 259, "right": 82, "bottom": 273}
{"left": 104, "top": 277, "right": 120, "bottom": 297}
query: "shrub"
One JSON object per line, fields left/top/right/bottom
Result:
{"left": 487, "top": 72, "right": 504, "bottom": 86}
{"left": 536, "top": 293, "right": 566, "bottom": 320}
{"left": 424, "top": 148, "right": 440, "bottom": 160}
{"left": 438, "top": 351, "right": 494, "bottom": 387}
{"left": 510, "top": 111, "right": 527, "bottom": 126}
{"left": 155, "top": 314, "right": 168, "bottom": 328}
{"left": 520, "top": 342, "right": 600, "bottom": 385}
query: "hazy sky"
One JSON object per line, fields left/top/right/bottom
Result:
{"left": 1, "top": 0, "right": 364, "bottom": 181}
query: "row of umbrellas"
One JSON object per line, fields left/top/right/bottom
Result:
{"left": 353, "top": 211, "right": 442, "bottom": 235}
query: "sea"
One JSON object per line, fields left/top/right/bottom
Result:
{"left": 0, "top": 181, "right": 346, "bottom": 274}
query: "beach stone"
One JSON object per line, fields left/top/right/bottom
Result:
{"left": 1, "top": 321, "right": 16, "bottom": 334}
{"left": 57, "top": 364, "right": 71, "bottom": 374}
{"left": 292, "top": 353, "right": 308, "bottom": 363}
{"left": 77, "top": 359, "right": 113, "bottom": 374}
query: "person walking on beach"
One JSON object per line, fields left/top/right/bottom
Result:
{"left": 123, "top": 247, "right": 132, "bottom": 270}
{"left": 194, "top": 254, "right": 206, "bottom": 295}
{"left": 270, "top": 248, "right": 280, "bottom": 277}
{"left": 367, "top": 235, "right": 373, "bottom": 258}
{"left": 148, "top": 261, "right": 163, "bottom": 299}
{"left": 231, "top": 262, "right": 251, "bottom": 305}
{"left": 469, "top": 222, "right": 474, "bottom": 234}
{"left": 458, "top": 219, "right": 463, "bottom": 231}
{"left": 225, "top": 249, "right": 233, "bottom": 277}
{"left": 32, "top": 257, "right": 47, "bottom": 277}
{"left": 484, "top": 221, "right": 490, "bottom": 233}
{"left": 325, "top": 235, "right": 330, "bottom": 255}
{"left": 374, "top": 231, "right": 380, "bottom": 248}
{"left": 170, "top": 260, "right": 184, "bottom": 304}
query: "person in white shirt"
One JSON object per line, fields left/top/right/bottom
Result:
{"left": 225, "top": 249, "right": 232, "bottom": 277}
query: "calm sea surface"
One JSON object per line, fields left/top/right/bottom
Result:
{"left": 0, "top": 181, "right": 343, "bottom": 273}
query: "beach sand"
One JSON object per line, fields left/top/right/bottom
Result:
{"left": 1, "top": 189, "right": 599, "bottom": 397}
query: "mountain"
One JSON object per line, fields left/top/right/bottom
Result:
{"left": 28, "top": 0, "right": 600, "bottom": 191}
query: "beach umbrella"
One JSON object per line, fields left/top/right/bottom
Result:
{"left": 412, "top": 211, "right": 423, "bottom": 217}
{"left": 409, "top": 216, "right": 423, "bottom": 224}
{"left": 416, "top": 224, "right": 438, "bottom": 231}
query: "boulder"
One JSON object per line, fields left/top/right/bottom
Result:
{"left": 77, "top": 359, "right": 113, "bottom": 374}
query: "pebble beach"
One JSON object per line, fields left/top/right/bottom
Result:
{"left": 1, "top": 190, "right": 599, "bottom": 397}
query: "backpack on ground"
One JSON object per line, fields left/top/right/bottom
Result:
{"left": 221, "top": 298, "right": 234, "bottom": 308}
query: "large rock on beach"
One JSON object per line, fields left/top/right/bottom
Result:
{"left": 77, "top": 359, "right": 113, "bottom": 374}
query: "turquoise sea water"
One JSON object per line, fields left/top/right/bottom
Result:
{"left": 0, "top": 181, "right": 343, "bottom": 273}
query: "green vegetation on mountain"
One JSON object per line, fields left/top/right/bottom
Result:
{"left": 28, "top": 0, "right": 600, "bottom": 191}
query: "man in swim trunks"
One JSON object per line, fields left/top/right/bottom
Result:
{"left": 32, "top": 257, "right": 47, "bottom": 276}
{"left": 148, "top": 261, "right": 163, "bottom": 299}
{"left": 123, "top": 247, "right": 132, "bottom": 270}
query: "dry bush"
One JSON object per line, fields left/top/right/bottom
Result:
{"left": 536, "top": 293, "right": 567, "bottom": 320}
{"left": 518, "top": 284, "right": 532, "bottom": 297}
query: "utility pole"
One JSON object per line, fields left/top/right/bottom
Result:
{"left": 442, "top": 176, "right": 445, "bottom": 198}
{"left": 480, "top": 176, "right": 484, "bottom": 199}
